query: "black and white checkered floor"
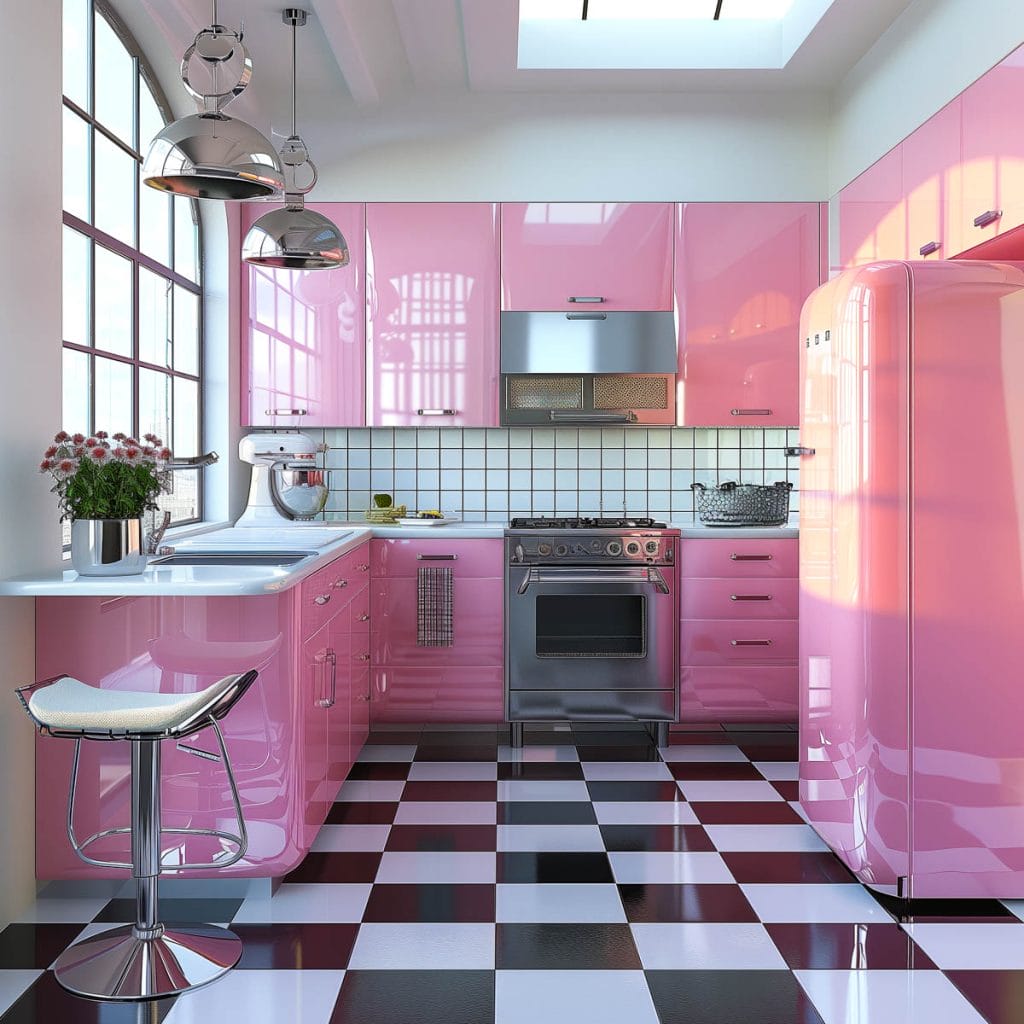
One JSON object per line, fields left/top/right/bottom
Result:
{"left": 1, "top": 723, "right": 1022, "bottom": 1023}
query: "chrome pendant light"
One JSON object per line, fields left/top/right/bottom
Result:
{"left": 142, "top": 3, "right": 284, "bottom": 200}
{"left": 241, "top": 9, "right": 349, "bottom": 270}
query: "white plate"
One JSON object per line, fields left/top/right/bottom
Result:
{"left": 395, "top": 517, "right": 459, "bottom": 527}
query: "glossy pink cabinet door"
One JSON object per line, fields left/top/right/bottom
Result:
{"left": 366, "top": 203, "right": 499, "bottom": 427}
{"left": 837, "top": 147, "right": 906, "bottom": 270}
{"left": 675, "top": 203, "right": 819, "bottom": 426}
{"left": 371, "top": 666, "right": 504, "bottom": 723}
{"left": 302, "top": 627, "right": 332, "bottom": 848}
{"left": 680, "top": 666, "right": 798, "bottom": 722}
{"left": 242, "top": 202, "right": 366, "bottom": 427}
{"left": 500, "top": 203, "right": 674, "bottom": 311}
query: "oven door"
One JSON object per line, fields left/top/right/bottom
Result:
{"left": 506, "top": 565, "right": 678, "bottom": 720}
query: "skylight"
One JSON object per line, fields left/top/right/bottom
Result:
{"left": 517, "top": 0, "right": 833, "bottom": 70}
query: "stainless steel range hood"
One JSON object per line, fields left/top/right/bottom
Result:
{"left": 500, "top": 311, "right": 678, "bottom": 426}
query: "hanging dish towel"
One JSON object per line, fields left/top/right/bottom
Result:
{"left": 417, "top": 566, "right": 454, "bottom": 647}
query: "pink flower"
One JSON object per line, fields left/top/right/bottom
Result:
{"left": 113, "top": 446, "right": 125, "bottom": 458}
{"left": 57, "top": 459, "right": 77, "bottom": 475}
{"left": 113, "top": 432, "right": 127, "bottom": 442}
{"left": 44, "top": 445, "right": 58, "bottom": 458}
{"left": 39, "top": 458, "right": 53, "bottom": 472}
{"left": 89, "top": 446, "right": 108, "bottom": 462}
{"left": 95, "top": 430, "right": 108, "bottom": 439}
{"left": 71, "top": 433, "right": 85, "bottom": 444}
{"left": 123, "top": 447, "right": 140, "bottom": 461}
{"left": 144, "top": 433, "right": 162, "bottom": 445}
{"left": 54, "top": 431, "right": 70, "bottom": 443}
{"left": 142, "top": 445, "right": 155, "bottom": 457}
{"left": 84, "top": 437, "right": 98, "bottom": 448}
{"left": 159, "top": 447, "right": 173, "bottom": 461}
{"left": 72, "top": 446, "right": 85, "bottom": 458}
{"left": 125, "top": 437, "right": 139, "bottom": 447}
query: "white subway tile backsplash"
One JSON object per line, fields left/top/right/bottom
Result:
{"left": 320, "top": 427, "right": 799, "bottom": 521}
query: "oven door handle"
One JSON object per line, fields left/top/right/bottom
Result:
{"left": 516, "top": 566, "right": 671, "bottom": 595}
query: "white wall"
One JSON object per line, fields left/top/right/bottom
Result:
{"left": 0, "top": 3, "right": 64, "bottom": 923}
{"left": 830, "top": 0, "right": 1024, "bottom": 195}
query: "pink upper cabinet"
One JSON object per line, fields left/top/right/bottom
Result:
{"left": 837, "top": 147, "right": 906, "bottom": 270}
{"left": 500, "top": 203, "right": 674, "bottom": 311}
{"left": 903, "top": 98, "right": 963, "bottom": 260}
{"left": 366, "top": 203, "right": 500, "bottom": 427}
{"left": 241, "top": 202, "right": 366, "bottom": 428}
{"left": 676, "top": 203, "right": 820, "bottom": 427}
{"left": 959, "top": 44, "right": 1024, "bottom": 251}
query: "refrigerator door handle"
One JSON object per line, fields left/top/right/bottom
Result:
{"left": 785, "top": 446, "right": 816, "bottom": 457}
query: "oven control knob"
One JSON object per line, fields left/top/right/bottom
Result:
{"left": 591, "top": 540, "right": 602, "bottom": 552}
{"left": 606, "top": 541, "right": 623, "bottom": 556}
{"left": 538, "top": 542, "right": 552, "bottom": 557}
{"left": 625, "top": 540, "right": 641, "bottom": 556}
{"left": 644, "top": 540, "right": 660, "bottom": 555}
{"left": 555, "top": 543, "right": 569, "bottom": 557}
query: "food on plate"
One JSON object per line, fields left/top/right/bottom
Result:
{"left": 417, "top": 510, "right": 445, "bottom": 519}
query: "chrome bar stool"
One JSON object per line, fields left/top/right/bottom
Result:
{"left": 16, "top": 669, "right": 259, "bottom": 1001}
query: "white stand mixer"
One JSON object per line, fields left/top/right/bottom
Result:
{"left": 236, "top": 432, "right": 330, "bottom": 526}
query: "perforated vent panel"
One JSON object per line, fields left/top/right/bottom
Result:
{"left": 594, "top": 375, "right": 669, "bottom": 410}
{"left": 507, "top": 376, "right": 583, "bottom": 410}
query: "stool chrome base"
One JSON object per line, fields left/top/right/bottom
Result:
{"left": 53, "top": 923, "right": 243, "bottom": 1000}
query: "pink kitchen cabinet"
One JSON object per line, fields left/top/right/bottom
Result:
{"left": 675, "top": 203, "right": 819, "bottom": 427}
{"left": 500, "top": 203, "right": 674, "bottom": 311}
{"left": 242, "top": 202, "right": 366, "bottom": 428}
{"left": 837, "top": 146, "right": 906, "bottom": 269}
{"left": 302, "top": 625, "right": 334, "bottom": 847}
{"left": 366, "top": 203, "right": 500, "bottom": 427}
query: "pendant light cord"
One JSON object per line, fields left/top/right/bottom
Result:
{"left": 291, "top": 16, "right": 298, "bottom": 139}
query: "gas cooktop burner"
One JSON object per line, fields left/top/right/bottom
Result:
{"left": 509, "top": 517, "right": 667, "bottom": 530}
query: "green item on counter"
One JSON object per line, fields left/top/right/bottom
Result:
{"left": 373, "top": 493, "right": 393, "bottom": 508}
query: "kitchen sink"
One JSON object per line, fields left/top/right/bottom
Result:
{"left": 149, "top": 551, "right": 312, "bottom": 567}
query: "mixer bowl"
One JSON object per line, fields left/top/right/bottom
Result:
{"left": 270, "top": 467, "right": 329, "bottom": 520}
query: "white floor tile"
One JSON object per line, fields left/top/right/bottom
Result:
{"left": 754, "top": 761, "right": 800, "bottom": 780}
{"left": 498, "top": 745, "right": 580, "bottom": 763}
{"left": 232, "top": 883, "right": 371, "bottom": 923}
{"left": 337, "top": 779, "right": 405, "bottom": 802}
{"left": 659, "top": 745, "right": 749, "bottom": 763}
{"left": 741, "top": 884, "right": 891, "bottom": 923}
{"left": 165, "top": 970, "right": 345, "bottom": 1024}
{"left": 581, "top": 762, "right": 674, "bottom": 782}
{"left": 795, "top": 970, "right": 987, "bottom": 1024}
{"left": 1004, "top": 898, "right": 1024, "bottom": 923}
{"left": 630, "top": 922, "right": 788, "bottom": 970}
{"left": 393, "top": 801, "right": 497, "bottom": 825}
{"left": 704, "top": 824, "right": 828, "bottom": 853}
{"left": 311, "top": 824, "right": 391, "bottom": 852}
{"left": 0, "top": 971, "right": 42, "bottom": 1016}
{"left": 357, "top": 745, "right": 417, "bottom": 762}
{"left": 592, "top": 801, "right": 699, "bottom": 826}
{"left": 407, "top": 761, "right": 498, "bottom": 781}
{"left": 495, "top": 970, "right": 659, "bottom": 1024}
{"left": 677, "top": 780, "right": 784, "bottom": 802}
{"left": 15, "top": 897, "right": 111, "bottom": 923}
{"left": 905, "top": 922, "right": 1024, "bottom": 969}
{"left": 497, "top": 780, "right": 591, "bottom": 802}
{"left": 375, "top": 851, "right": 496, "bottom": 884}
{"left": 496, "top": 883, "right": 626, "bottom": 923}
{"left": 609, "top": 851, "right": 734, "bottom": 884}
{"left": 348, "top": 923, "right": 495, "bottom": 969}
{"left": 791, "top": 801, "right": 812, "bottom": 823}
{"left": 497, "top": 825, "right": 605, "bottom": 852}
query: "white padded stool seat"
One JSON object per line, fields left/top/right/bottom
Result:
{"left": 28, "top": 674, "right": 243, "bottom": 735}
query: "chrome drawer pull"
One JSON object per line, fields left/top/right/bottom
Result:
{"left": 357, "top": 653, "right": 370, "bottom": 662}
{"left": 730, "top": 594, "right": 772, "bottom": 601}
{"left": 974, "top": 209, "right": 1002, "bottom": 228}
{"left": 731, "top": 639, "right": 773, "bottom": 646}
{"left": 417, "top": 408, "right": 458, "bottom": 416}
{"left": 417, "top": 554, "right": 458, "bottom": 560}
{"left": 356, "top": 563, "right": 370, "bottom": 572}
{"left": 265, "top": 408, "right": 307, "bottom": 416}
{"left": 333, "top": 579, "right": 348, "bottom": 589}
{"left": 731, "top": 408, "right": 772, "bottom": 416}
{"left": 357, "top": 613, "right": 370, "bottom": 622}
{"left": 731, "top": 553, "right": 772, "bottom": 561}
{"left": 567, "top": 296, "right": 605, "bottom": 303}
{"left": 314, "top": 594, "right": 331, "bottom": 606}
{"left": 918, "top": 240, "right": 941, "bottom": 256}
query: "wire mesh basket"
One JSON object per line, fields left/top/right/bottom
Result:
{"left": 691, "top": 481, "right": 792, "bottom": 526}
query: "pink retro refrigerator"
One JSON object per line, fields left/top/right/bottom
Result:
{"left": 798, "top": 259, "right": 1024, "bottom": 899}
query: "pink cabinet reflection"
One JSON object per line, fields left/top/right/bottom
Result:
{"left": 675, "top": 203, "right": 819, "bottom": 427}
{"left": 500, "top": 203, "right": 674, "bottom": 311}
{"left": 241, "top": 201, "right": 365, "bottom": 427}
{"left": 366, "top": 203, "right": 499, "bottom": 427}
{"left": 903, "top": 98, "right": 962, "bottom": 260}
{"left": 837, "top": 147, "right": 906, "bottom": 269}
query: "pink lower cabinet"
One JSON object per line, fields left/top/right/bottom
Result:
{"left": 369, "top": 538, "right": 504, "bottom": 722}
{"left": 33, "top": 542, "right": 371, "bottom": 879}
{"left": 679, "top": 537, "right": 799, "bottom": 723}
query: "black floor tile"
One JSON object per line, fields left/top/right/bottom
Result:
{"left": 0, "top": 923, "right": 86, "bottom": 969}
{"left": 947, "top": 970, "right": 1024, "bottom": 1024}
{"left": 736, "top": 742, "right": 799, "bottom": 762}
{"left": 688, "top": 801, "right": 805, "bottom": 825}
{"left": 496, "top": 762, "right": 585, "bottom": 781}
{"left": 496, "top": 923, "right": 642, "bottom": 970}
{"left": 364, "top": 730, "right": 421, "bottom": 745}
{"left": 415, "top": 745, "right": 499, "bottom": 762}
{"left": 721, "top": 851, "right": 856, "bottom": 884}
{"left": 575, "top": 745, "right": 662, "bottom": 762}
{"left": 326, "top": 801, "right": 399, "bottom": 825}
{"left": 771, "top": 780, "right": 800, "bottom": 801}
{"left": 0, "top": 971, "right": 176, "bottom": 1022}
{"left": 282, "top": 851, "right": 382, "bottom": 884}
{"left": 869, "top": 892, "right": 1021, "bottom": 923}
{"left": 586, "top": 780, "right": 685, "bottom": 802}
{"left": 497, "top": 801, "right": 597, "bottom": 825}
{"left": 94, "top": 897, "right": 244, "bottom": 924}
{"left": 233, "top": 923, "right": 358, "bottom": 969}
{"left": 330, "top": 970, "right": 494, "bottom": 1024}
{"left": 344, "top": 761, "right": 411, "bottom": 781}
{"left": 599, "top": 824, "right": 715, "bottom": 853}
{"left": 645, "top": 969, "right": 825, "bottom": 1024}
{"left": 401, "top": 780, "right": 497, "bottom": 801}
{"left": 765, "top": 923, "right": 939, "bottom": 970}
{"left": 668, "top": 762, "right": 764, "bottom": 781}
{"left": 497, "top": 851, "right": 614, "bottom": 883}
{"left": 362, "top": 883, "right": 496, "bottom": 922}
{"left": 386, "top": 824, "right": 497, "bottom": 852}
{"left": 619, "top": 883, "right": 759, "bottom": 923}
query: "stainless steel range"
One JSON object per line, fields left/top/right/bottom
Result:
{"left": 505, "top": 517, "right": 680, "bottom": 746}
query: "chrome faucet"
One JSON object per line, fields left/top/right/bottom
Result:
{"left": 146, "top": 511, "right": 172, "bottom": 555}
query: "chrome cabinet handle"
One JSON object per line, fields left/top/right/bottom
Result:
{"left": 731, "top": 553, "right": 772, "bottom": 561}
{"left": 974, "top": 209, "right": 1002, "bottom": 228}
{"left": 731, "top": 408, "right": 773, "bottom": 416}
{"left": 417, "top": 554, "right": 458, "bottom": 560}
{"left": 333, "top": 579, "right": 348, "bottom": 589}
{"left": 417, "top": 409, "right": 458, "bottom": 416}
{"left": 316, "top": 650, "right": 335, "bottom": 707}
{"left": 314, "top": 594, "right": 332, "bottom": 605}
{"left": 785, "top": 446, "right": 815, "bottom": 457}
{"left": 565, "top": 312, "right": 608, "bottom": 321}
{"left": 357, "top": 613, "right": 370, "bottom": 622}
{"left": 731, "top": 594, "right": 773, "bottom": 601}
{"left": 265, "top": 408, "right": 308, "bottom": 416}
{"left": 567, "top": 296, "right": 605, "bottom": 303}
{"left": 356, "top": 563, "right": 369, "bottom": 572}
{"left": 357, "top": 653, "right": 370, "bottom": 662}
{"left": 731, "top": 639, "right": 773, "bottom": 646}
{"left": 918, "top": 240, "right": 941, "bottom": 256}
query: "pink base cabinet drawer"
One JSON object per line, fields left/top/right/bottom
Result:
{"left": 371, "top": 666, "right": 504, "bottom": 723}
{"left": 680, "top": 539, "right": 798, "bottom": 579}
{"left": 681, "top": 619, "right": 798, "bottom": 665}
{"left": 680, "top": 665, "right": 798, "bottom": 722}
{"left": 371, "top": 538, "right": 503, "bottom": 579}
{"left": 681, "top": 577, "right": 798, "bottom": 620}
{"left": 301, "top": 542, "right": 371, "bottom": 639}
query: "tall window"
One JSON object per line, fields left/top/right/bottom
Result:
{"left": 61, "top": 0, "right": 203, "bottom": 526}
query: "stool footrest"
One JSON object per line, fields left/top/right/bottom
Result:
{"left": 72, "top": 825, "right": 247, "bottom": 872}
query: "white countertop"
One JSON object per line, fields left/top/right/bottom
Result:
{"left": 0, "top": 516, "right": 798, "bottom": 596}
